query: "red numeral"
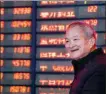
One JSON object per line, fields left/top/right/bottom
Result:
{"left": 88, "top": 6, "right": 98, "bottom": 12}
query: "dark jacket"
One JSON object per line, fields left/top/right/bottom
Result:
{"left": 69, "top": 48, "right": 106, "bottom": 94}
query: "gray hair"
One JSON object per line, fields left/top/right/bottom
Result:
{"left": 67, "top": 21, "right": 97, "bottom": 40}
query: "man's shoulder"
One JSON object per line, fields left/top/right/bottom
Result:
{"left": 94, "top": 54, "right": 106, "bottom": 75}
{"left": 95, "top": 53, "right": 106, "bottom": 66}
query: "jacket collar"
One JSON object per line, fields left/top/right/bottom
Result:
{"left": 72, "top": 48, "right": 104, "bottom": 75}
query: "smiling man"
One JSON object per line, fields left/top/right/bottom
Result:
{"left": 65, "top": 21, "right": 106, "bottom": 94}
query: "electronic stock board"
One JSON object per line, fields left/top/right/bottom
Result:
{"left": 0, "top": 1, "right": 106, "bottom": 94}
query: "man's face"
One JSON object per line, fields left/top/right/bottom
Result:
{"left": 65, "top": 26, "right": 92, "bottom": 60}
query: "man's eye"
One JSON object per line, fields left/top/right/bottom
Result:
{"left": 65, "top": 40, "right": 69, "bottom": 43}
{"left": 73, "top": 39, "right": 79, "bottom": 41}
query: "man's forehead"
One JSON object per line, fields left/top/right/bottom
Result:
{"left": 66, "top": 26, "right": 84, "bottom": 35}
{"left": 65, "top": 26, "right": 87, "bottom": 39}
{"left": 67, "top": 25, "right": 83, "bottom": 32}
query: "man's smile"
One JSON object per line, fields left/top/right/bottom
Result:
{"left": 70, "top": 48, "right": 79, "bottom": 52}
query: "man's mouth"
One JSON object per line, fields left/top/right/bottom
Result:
{"left": 70, "top": 48, "right": 79, "bottom": 52}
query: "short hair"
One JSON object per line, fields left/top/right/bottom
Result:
{"left": 66, "top": 21, "right": 97, "bottom": 40}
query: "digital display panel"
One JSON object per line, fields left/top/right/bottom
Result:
{"left": 0, "top": 8, "right": 32, "bottom": 20}
{"left": 36, "top": 33, "right": 106, "bottom": 46}
{"left": 77, "top": 1, "right": 106, "bottom": 5}
{"left": 38, "top": 1, "right": 106, "bottom": 6}
{"left": 36, "top": 61, "right": 74, "bottom": 72}
{"left": 0, "top": 47, "right": 31, "bottom": 59}
{"left": 0, "top": 72, "right": 31, "bottom": 85}
{"left": 37, "top": 6, "right": 105, "bottom": 19}
{"left": 0, "top": 60, "right": 31, "bottom": 72}
{"left": 37, "top": 19, "right": 106, "bottom": 32}
{"left": 0, "top": 2, "right": 33, "bottom": 94}
{"left": 37, "top": 34, "right": 65, "bottom": 45}
{"left": 38, "top": 1, "right": 76, "bottom": 5}
{"left": 36, "top": 48, "right": 70, "bottom": 59}
{"left": 1, "top": 1, "right": 32, "bottom": 7}
{"left": 1, "top": 1, "right": 106, "bottom": 94}
{"left": 0, "top": 86, "right": 31, "bottom": 94}
{"left": 96, "top": 33, "right": 106, "bottom": 46}
{"left": 36, "top": 87, "right": 70, "bottom": 94}
{"left": 36, "top": 74, "right": 74, "bottom": 86}
{"left": 0, "top": 21, "right": 31, "bottom": 33}
{"left": 0, "top": 34, "right": 31, "bottom": 46}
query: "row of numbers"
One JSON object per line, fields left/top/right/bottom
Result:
{"left": 0, "top": 47, "right": 31, "bottom": 54}
{"left": 0, "top": 86, "right": 30, "bottom": 93}
{"left": 0, "top": 8, "right": 32, "bottom": 15}
{"left": 0, "top": 73, "right": 31, "bottom": 80}
{"left": 0, "top": 21, "right": 31, "bottom": 29}
{"left": 0, "top": 34, "right": 31, "bottom": 41}
{"left": 0, "top": 6, "right": 97, "bottom": 16}
{"left": 0, "top": 60, "right": 31, "bottom": 67}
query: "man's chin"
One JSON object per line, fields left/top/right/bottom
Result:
{"left": 70, "top": 55, "right": 81, "bottom": 60}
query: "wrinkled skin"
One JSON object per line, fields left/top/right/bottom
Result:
{"left": 65, "top": 26, "right": 95, "bottom": 60}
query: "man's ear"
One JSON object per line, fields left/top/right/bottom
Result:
{"left": 89, "top": 37, "right": 95, "bottom": 48}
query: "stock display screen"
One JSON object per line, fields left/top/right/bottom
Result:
{"left": 0, "top": 47, "right": 31, "bottom": 58}
{"left": 0, "top": 21, "right": 31, "bottom": 33}
{"left": 36, "top": 61, "right": 74, "bottom": 72}
{"left": 0, "top": 1, "right": 32, "bottom": 94}
{"left": 35, "top": 1, "right": 106, "bottom": 94}
{"left": 36, "top": 88, "right": 70, "bottom": 94}
{"left": 36, "top": 74, "right": 74, "bottom": 86}
{"left": 38, "top": 1, "right": 106, "bottom": 6}
{"left": 0, "top": 34, "right": 31, "bottom": 46}
{"left": 0, "top": 1, "right": 106, "bottom": 94}
{"left": 0, "top": 8, "right": 31, "bottom": 20}
{"left": 37, "top": 6, "right": 105, "bottom": 19}
{"left": 0, "top": 60, "right": 31, "bottom": 72}
{"left": 0, "top": 72, "right": 31, "bottom": 85}
{"left": 0, "top": 86, "right": 31, "bottom": 94}
{"left": 36, "top": 19, "right": 106, "bottom": 32}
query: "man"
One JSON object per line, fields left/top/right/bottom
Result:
{"left": 65, "top": 21, "right": 106, "bottom": 94}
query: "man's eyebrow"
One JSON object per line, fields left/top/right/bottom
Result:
{"left": 65, "top": 35, "right": 80, "bottom": 40}
{"left": 72, "top": 35, "right": 79, "bottom": 38}
{"left": 70, "top": 36, "right": 79, "bottom": 39}
{"left": 65, "top": 36, "right": 79, "bottom": 39}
